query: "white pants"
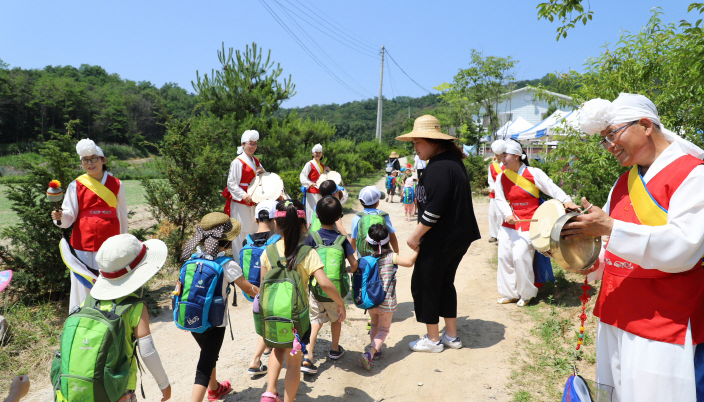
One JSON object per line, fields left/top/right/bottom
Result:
{"left": 496, "top": 227, "right": 537, "bottom": 300}
{"left": 488, "top": 198, "right": 503, "bottom": 239}
{"left": 69, "top": 249, "right": 98, "bottom": 312}
{"left": 230, "top": 200, "right": 257, "bottom": 260}
{"left": 305, "top": 192, "right": 321, "bottom": 226}
{"left": 595, "top": 320, "right": 697, "bottom": 402}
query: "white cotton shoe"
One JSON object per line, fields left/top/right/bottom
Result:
{"left": 497, "top": 297, "right": 518, "bottom": 304}
{"left": 409, "top": 335, "right": 444, "bottom": 353}
{"left": 517, "top": 298, "right": 531, "bottom": 307}
{"left": 440, "top": 331, "right": 463, "bottom": 349}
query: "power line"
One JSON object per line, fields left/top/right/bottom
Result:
{"left": 385, "top": 49, "right": 434, "bottom": 94}
{"left": 293, "top": 0, "right": 379, "bottom": 52}
{"left": 259, "top": 0, "right": 370, "bottom": 99}
{"left": 386, "top": 53, "right": 396, "bottom": 100}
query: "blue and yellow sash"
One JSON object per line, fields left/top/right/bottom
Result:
{"left": 75, "top": 174, "right": 117, "bottom": 208}
{"left": 627, "top": 166, "right": 667, "bottom": 226}
{"left": 503, "top": 169, "right": 539, "bottom": 198}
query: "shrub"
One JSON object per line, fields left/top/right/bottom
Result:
{"left": 98, "top": 142, "right": 150, "bottom": 160}
{"left": 278, "top": 170, "right": 303, "bottom": 201}
{"left": 462, "top": 155, "right": 489, "bottom": 194}
{"left": 355, "top": 141, "right": 389, "bottom": 170}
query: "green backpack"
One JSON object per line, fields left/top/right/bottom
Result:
{"left": 308, "top": 231, "right": 350, "bottom": 302}
{"left": 355, "top": 211, "right": 389, "bottom": 257}
{"left": 254, "top": 244, "right": 313, "bottom": 348}
{"left": 309, "top": 209, "right": 321, "bottom": 233}
{"left": 50, "top": 294, "right": 142, "bottom": 402}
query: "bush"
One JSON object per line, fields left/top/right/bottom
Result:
{"left": 355, "top": 141, "right": 390, "bottom": 170}
{"left": 463, "top": 155, "right": 489, "bottom": 194}
{"left": 99, "top": 142, "right": 150, "bottom": 160}
{"left": 279, "top": 170, "right": 303, "bottom": 201}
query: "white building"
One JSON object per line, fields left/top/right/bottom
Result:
{"left": 477, "top": 87, "right": 572, "bottom": 128}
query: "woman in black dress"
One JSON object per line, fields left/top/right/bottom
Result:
{"left": 396, "top": 115, "right": 480, "bottom": 353}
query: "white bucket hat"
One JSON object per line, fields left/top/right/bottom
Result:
{"left": 90, "top": 234, "right": 168, "bottom": 300}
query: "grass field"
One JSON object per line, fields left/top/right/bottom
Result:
{"left": 0, "top": 180, "right": 148, "bottom": 230}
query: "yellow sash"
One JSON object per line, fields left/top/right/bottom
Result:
{"left": 503, "top": 168, "right": 539, "bottom": 198}
{"left": 491, "top": 162, "right": 501, "bottom": 175}
{"left": 627, "top": 166, "right": 667, "bottom": 226}
{"left": 313, "top": 159, "right": 324, "bottom": 174}
{"left": 75, "top": 174, "right": 117, "bottom": 208}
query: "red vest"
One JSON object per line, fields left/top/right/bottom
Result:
{"left": 500, "top": 168, "right": 540, "bottom": 231}
{"left": 488, "top": 162, "right": 503, "bottom": 199}
{"left": 594, "top": 155, "right": 704, "bottom": 345}
{"left": 222, "top": 156, "right": 260, "bottom": 214}
{"left": 71, "top": 175, "right": 121, "bottom": 252}
{"left": 307, "top": 160, "right": 324, "bottom": 194}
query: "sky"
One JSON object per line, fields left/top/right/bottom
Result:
{"left": 0, "top": 1, "right": 696, "bottom": 108}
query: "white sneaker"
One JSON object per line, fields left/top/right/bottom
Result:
{"left": 409, "top": 335, "right": 444, "bottom": 353}
{"left": 517, "top": 298, "right": 531, "bottom": 307}
{"left": 440, "top": 331, "right": 463, "bottom": 349}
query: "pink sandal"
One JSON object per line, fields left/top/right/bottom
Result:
{"left": 260, "top": 391, "right": 281, "bottom": 402}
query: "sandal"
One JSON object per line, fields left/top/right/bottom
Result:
{"left": 263, "top": 347, "right": 272, "bottom": 356}
{"left": 300, "top": 358, "right": 318, "bottom": 374}
{"left": 260, "top": 391, "right": 281, "bottom": 402}
{"left": 248, "top": 362, "right": 268, "bottom": 375}
{"left": 207, "top": 381, "right": 231, "bottom": 401}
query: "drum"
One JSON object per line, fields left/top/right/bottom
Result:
{"left": 315, "top": 171, "right": 343, "bottom": 187}
{"left": 247, "top": 172, "right": 285, "bottom": 204}
{"left": 529, "top": 200, "right": 601, "bottom": 274}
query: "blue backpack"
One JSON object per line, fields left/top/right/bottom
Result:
{"left": 172, "top": 256, "right": 230, "bottom": 333}
{"left": 352, "top": 255, "right": 396, "bottom": 310}
{"left": 385, "top": 175, "right": 393, "bottom": 190}
{"left": 239, "top": 234, "right": 281, "bottom": 302}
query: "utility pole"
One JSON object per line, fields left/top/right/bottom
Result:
{"left": 375, "top": 46, "right": 385, "bottom": 143}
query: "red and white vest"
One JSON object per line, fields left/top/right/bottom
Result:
{"left": 234, "top": 155, "right": 260, "bottom": 206}
{"left": 71, "top": 175, "right": 121, "bottom": 252}
{"left": 500, "top": 168, "right": 540, "bottom": 232}
{"left": 594, "top": 155, "right": 704, "bottom": 345}
{"left": 488, "top": 162, "right": 503, "bottom": 199}
{"left": 307, "top": 160, "right": 324, "bottom": 194}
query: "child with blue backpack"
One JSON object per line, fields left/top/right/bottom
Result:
{"left": 178, "top": 212, "right": 258, "bottom": 402}
{"left": 402, "top": 177, "right": 415, "bottom": 222}
{"left": 352, "top": 223, "right": 418, "bottom": 371}
{"left": 351, "top": 186, "right": 399, "bottom": 257}
{"left": 384, "top": 170, "right": 399, "bottom": 203}
{"left": 258, "top": 199, "right": 347, "bottom": 402}
{"left": 301, "top": 196, "right": 358, "bottom": 374}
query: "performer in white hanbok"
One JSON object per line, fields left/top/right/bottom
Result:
{"left": 299, "top": 143, "right": 330, "bottom": 225}
{"left": 51, "top": 139, "right": 128, "bottom": 311}
{"left": 494, "top": 141, "right": 577, "bottom": 307}
{"left": 562, "top": 93, "right": 704, "bottom": 402}
{"left": 224, "top": 130, "right": 265, "bottom": 258}
{"left": 487, "top": 140, "right": 506, "bottom": 243}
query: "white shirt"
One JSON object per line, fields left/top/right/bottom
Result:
{"left": 54, "top": 172, "right": 128, "bottom": 235}
{"left": 594, "top": 141, "right": 704, "bottom": 276}
{"left": 494, "top": 165, "right": 572, "bottom": 220}
{"left": 227, "top": 154, "right": 265, "bottom": 202}
{"left": 193, "top": 248, "right": 244, "bottom": 327}
{"left": 487, "top": 161, "right": 503, "bottom": 193}
{"left": 299, "top": 159, "right": 323, "bottom": 189}
{"left": 414, "top": 155, "right": 427, "bottom": 170}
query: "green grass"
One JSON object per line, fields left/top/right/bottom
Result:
{"left": 0, "top": 152, "right": 44, "bottom": 170}
{"left": 341, "top": 171, "right": 386, "bottom": 213}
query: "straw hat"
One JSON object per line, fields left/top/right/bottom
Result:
{"left": 396, "top": 115, "right": 457, "bottom": 142}
{"left": 389, "top": 151, "right": 400, "bottom": 158}
{"left": 200, "top": 212, "right": 241, "bottom": 241}
{"left": 91, "top": 234, "right": 168, "bottom": 300}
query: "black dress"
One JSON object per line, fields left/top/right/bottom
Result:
{"left": 412, "top": 150, "right": 480, "bottom": 324}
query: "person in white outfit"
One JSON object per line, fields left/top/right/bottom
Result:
{"left": 487, "top": 140, "right": 506, "bottom": 243}
{"left": 494, "top": 141, "right": 577, "bottom": 307}
{"left": 299, "top": 143, "right": 330, "bottom": 226}
{"left": 226, "top": 130, "right": 265, "bottom": 259}
{"left": 562, "top": 93, "right": 704, "bottom": 402}
{"left": 51, "top": 139, "right": 128, "bottom": 312}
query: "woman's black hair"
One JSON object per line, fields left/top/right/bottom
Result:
{"left": 425, "top": 138, "right": 465, "bottom": 160}
{"left": 368, "top": 223, "right": 392, "bottom": 258}
{"left": 275, "top": 199, "right": 307, "bottom": 270}
{"left": 508, "top": 139, "right": 530, "bottom": 166}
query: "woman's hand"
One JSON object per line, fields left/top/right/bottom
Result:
{"left": 505, "top": 215, "right": 517, "bottom": 225}
{"left": 407, "top": 233, "right": 420, "bottom": 250}
{"left": 51, "top": 210, "right": 63, "bottom": 221}
{"left": 324, "top": 166, "right": 330, "bottom": 172}
{"left": 243, "top": 194, "right": 253, "bottom": 205}
{"left": 563, "top": 201, "right": 580, "bottom": 211}
{"left": 256, "top": 167, "right": 265, "bottom": 174}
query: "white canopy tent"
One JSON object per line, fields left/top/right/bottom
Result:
{"left": 494, "top": 116, "right": 534, "bottom": 140}
{"left": 510, "top": 110, "right": 579, "bottom": 140}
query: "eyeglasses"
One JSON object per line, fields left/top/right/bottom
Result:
{"left": 81, "top": 156, "right": 102, "bottom": 165}
{"left": 244, "top": 141, "right": 258, "bottom": 147}
{"left": 599, "top": 121, "right": 638, "bottom": 149}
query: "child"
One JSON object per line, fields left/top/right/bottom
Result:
{"left": 242, "top": 200, "right": 279, "bottom": 375}
{"left": 412, "top": 178, "right": 419, "bottom": 216}
{"left": 259, "top": 200, "right": 347, "bottom": 402}
{"left": 89, "top": 234, "right": 171, "bottom": 402}
{"left": 353, "top": 224, "right": 419, "bottom": 371}
{"left": 350, "top": 186, "right": 399, "bottom": 256}
{"left": 302, "top": 196, "right": 358, "bottom": 374}
{"left": 311, "top": 179, "right": 350, "bottom": 238}
{"left": 385, "top": 171, "right": 399, "bottom": 203}
{"left": 402, "top": 178, "right": 415, "bottom": 222}
{"left": 180, "top": 212, "right": 259, "bottom": 402}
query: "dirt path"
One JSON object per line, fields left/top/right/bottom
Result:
{"left": 33, "top": 169, "right": 533, "bottom": 402}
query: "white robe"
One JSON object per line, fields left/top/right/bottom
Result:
{"left": 487, "top": 163, "right": 503, "bottom": 239}
{"left": 227, "top": 155, "right": 265, "bottom": 258}
{"left": 299, "top": 159, "right": 324, "bottom": 225}
{"left": 494, "top": 165, "right": 571, "bottom": 300}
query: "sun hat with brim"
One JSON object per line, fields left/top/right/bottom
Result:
{"left": 396, "top": 115, "right": 457, "bottom": 142}
{"left": 389, "top": 151, "right": 400, "bottom": 158}
{"left": 200, "top": 212, "right": 241, "bottom": 241}
{"left": 90, "top": 234, "right": 168, "bottom": 300}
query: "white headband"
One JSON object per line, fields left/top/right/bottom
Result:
{"left": 365, "top": 234, "right": 390, "bottom": 252}
{"left": 504, "top": 141, "right": 523, "bottom": 157}
{"left": 76, "top": 139, "right": 104, "bottom": 159}
{"left": 491, "top": 140, "right": 506, "bottom": 154}
{"left": 238, "top": 130, "right": 260, "bottom": 155}
{"left": 312, "top": 143, "right": 322, "bottom": 153}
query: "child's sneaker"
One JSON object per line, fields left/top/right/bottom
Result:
{"left": 207, "top": 381, "right": 231, "bottom": 401}
{"left": 359, "top": 352, "right": 372, "bottom": 371}
{"left": 440, "top": 331, "right": 463, "bottom": 349}
{"left": 328, "top": 345, "right": 346, "bottom": 360}
{"left": 409, "top": 335, "right": 443, "bottom": 353}
{"left": 260, "top": 391, "right": 281, "bottom": 402}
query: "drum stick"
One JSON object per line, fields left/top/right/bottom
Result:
{"left": 515, "top": 219, "right": 538, "bottom": 223}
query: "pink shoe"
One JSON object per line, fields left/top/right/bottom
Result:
{"left": 207, "top": 381, "right": 231, "bottom": 401}
{"left": 260, "top": 391, "right": 281, "bottom": 402}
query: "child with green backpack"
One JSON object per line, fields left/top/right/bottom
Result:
{"left": 350, "top": 186, "right": 399, "bottom": 257}
{"left": 309, "top": 179, "right": 349, "bottom": 239}
{"left": 51, "top": 234, "right": 171, "bottom": 402}
{"left": 257, "top": 199, "right": 347, "bottom": 402}
{"left": 301, "top": 196, "right": 358, "bottom": 374}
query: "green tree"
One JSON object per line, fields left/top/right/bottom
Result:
{"left": 536, "top": 0, "right": 593, "bottom": 40}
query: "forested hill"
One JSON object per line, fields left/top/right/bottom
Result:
{"left": 0, "top": 62, "right": 197, "bottom": 149}
{"left": 275, "top": 93, "right": 441, "bottom": 144}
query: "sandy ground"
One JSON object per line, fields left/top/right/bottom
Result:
{"left": 32, "top": 172, "right": 534, "bottom": 402}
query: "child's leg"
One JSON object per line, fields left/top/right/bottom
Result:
{"left": 330, "top": 321, "right": 341, "bottom": 351}
{"left": 190, "top": 327, "right": 226, "bottom": 402}
{"left": 370, "top": 311, "right": 392, "bottom": 355}
{"left": 306, "top": 322, "right": 323, "bottom": 365}
{"left": 249, "top": 336, "right": 267, "bottom": 369}
{"left": 368, "top": 309, "right": 380, "bottom": 347}
{"left": 266, "top": 348, "right": 285, "bottom": 396}
{"left": 283, "top": 348, "right": 303, "bottom": 402}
